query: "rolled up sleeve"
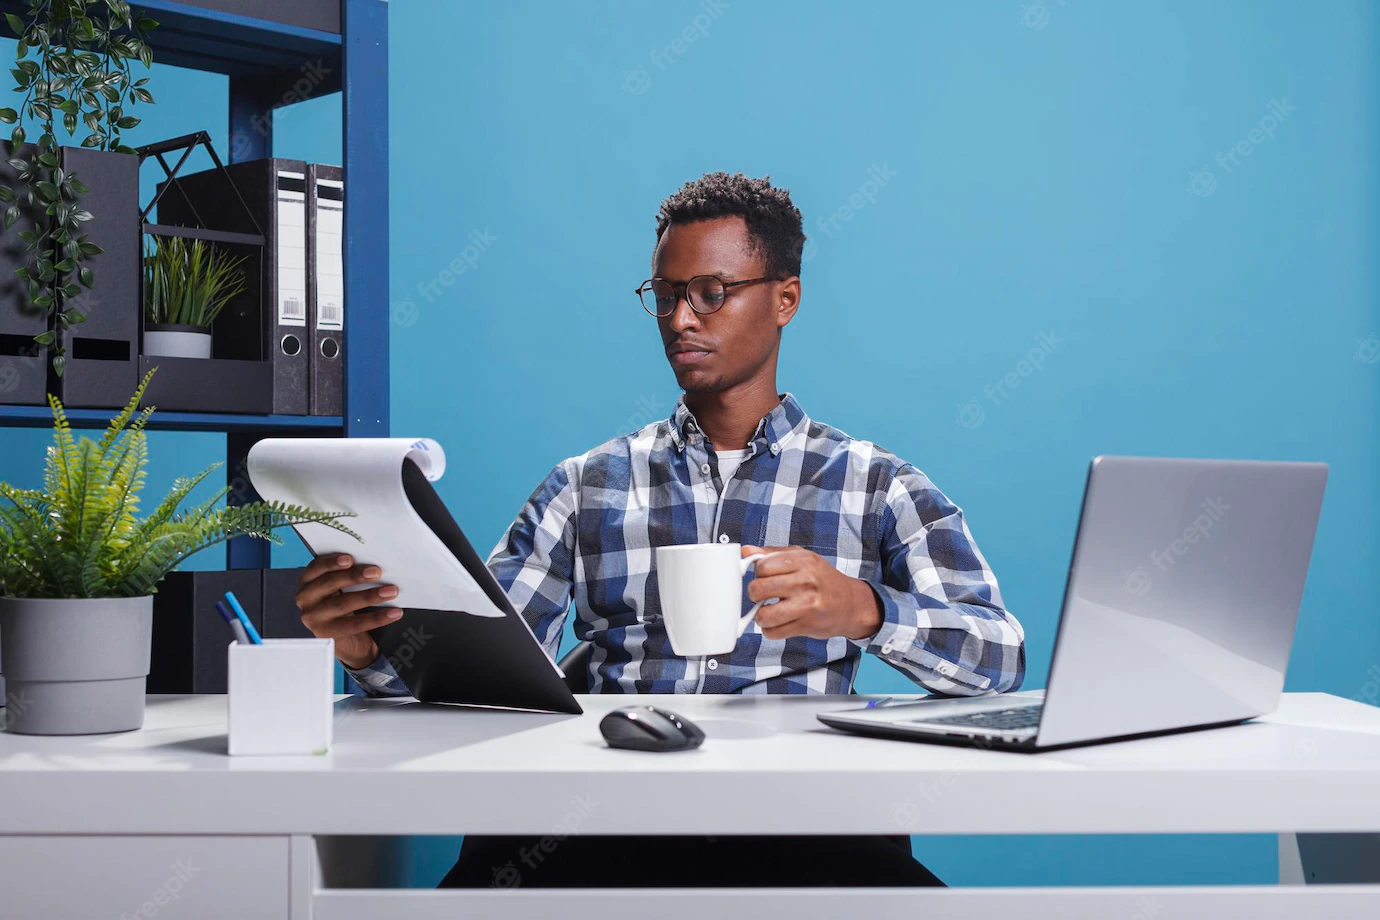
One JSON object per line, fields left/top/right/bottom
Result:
{"left": 856, "top": 464, "right": 1025, "bottom": 695}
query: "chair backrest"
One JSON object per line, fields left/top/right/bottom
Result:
{"left": 556, "top": 641, "right": 593, "bottom": 694}
{"left": 554, "top": 640, "right": 862, "bottom": 696}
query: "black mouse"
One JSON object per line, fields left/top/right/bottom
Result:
{"left": 599, "top": 706, "right": 705, "bottom": 752}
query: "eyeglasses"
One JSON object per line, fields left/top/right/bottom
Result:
{"left": 635, "top": 275, "right": 777, "bottom": 317}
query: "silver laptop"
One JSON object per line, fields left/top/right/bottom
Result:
{"left": 818, "top": 456, "right": 1328, "bottom": 751}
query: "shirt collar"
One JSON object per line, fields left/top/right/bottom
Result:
{"left": 668, "top": 392, "right": 807, "bottom": 454}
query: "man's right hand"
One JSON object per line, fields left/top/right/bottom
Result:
{"left": 295, "top": 554, "right": 403, "bottom": 670}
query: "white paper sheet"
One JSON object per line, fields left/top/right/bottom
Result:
{"left": 246, "top": 437, "right": 505, "bottom": 617}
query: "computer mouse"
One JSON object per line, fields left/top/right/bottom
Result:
{"left": 599, "top": 706, "right": 706, "bottom": 752}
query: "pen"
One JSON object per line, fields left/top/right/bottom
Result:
{"left": 223, "top": 590, "right": 263, "bottom": 644}
{"left": 215, "top": 600, "right": 251, "bottom": 645}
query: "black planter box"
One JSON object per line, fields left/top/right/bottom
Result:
{"left": 58, "top": 147, "right": 140, "bottom": 409}
{"left": 0, "top": 147, "right": 141, "bottom": 408}
{"left": 138, "top": 354, "right": 273, "bottom": 414}
{"left": 0, "top": 148, "right": 53, "bottom": 405}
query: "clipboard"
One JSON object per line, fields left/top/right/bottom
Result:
{"left": 247, "top": 438, "right": 581, "bottom": 715}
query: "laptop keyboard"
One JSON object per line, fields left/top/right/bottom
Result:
{"left": 916, "top": 705, "right": 1043, "bottom": 731}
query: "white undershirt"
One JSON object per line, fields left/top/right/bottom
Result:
{"left": 714, "top": 448, "right": 750, "bottom": 482}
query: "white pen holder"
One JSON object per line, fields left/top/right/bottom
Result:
{"left": 228, "top": 638, "right": 335, "bottom": 756}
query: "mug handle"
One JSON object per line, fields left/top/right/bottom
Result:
{"left": 738, "top": 553, "right": 775, "bottom": 638}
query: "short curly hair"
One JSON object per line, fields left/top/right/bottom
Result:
{"left": 654, "top": 172, "right": 805, "bottom": 278}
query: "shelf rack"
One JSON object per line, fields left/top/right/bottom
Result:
{"left": 0, "top": 0, "right": 389, "bottom": 570}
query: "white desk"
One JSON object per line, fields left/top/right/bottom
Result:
{"left": 2, "top": 691, "right": 1378, "bottom": 918}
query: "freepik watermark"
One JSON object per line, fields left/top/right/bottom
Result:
{"left": 1128, "top": 896, "right": 1167, "bottom": 920}
{"left": 1020, "top": 0, "right": 1067, "bottom": 31}
{"left": 491, "top": 793, "right": 598, "bottom": 887}
{"left": 0, "top": 336, "right": 46, "bottom": 392}
{"left": 617, "top": 393, "right": 668, "bottom": 438}
{"left": 389, "top": 228, "right": 500, "bottom": 327}
{"left": 384, "top": 623, "right": 434, "bottom": 677}
{"left": 415, "top": 229, "right": 499, "bottom": 304}
{"left": 1188, "top": 98, "right": 1295, "bottom": 197}
{"left": 118, "top": 859, "right": 201, "bottom": 920}
{"left": 1355, "top": 334, "right": 1380, "bottom": 365}
{"left": 805, "top": 163, "right": 897, "bottom": 264}
{"left": 956, "top": 331, "right": 1063, "bottom": 429}
{"left": 1124, "top": 497, "right": 1230, "bottom": 596}
{"left": 1, "top": 688, "right": 32, "bottom": 730}
{"left": 622, "top": 0, "right": 730, "bottom": 95}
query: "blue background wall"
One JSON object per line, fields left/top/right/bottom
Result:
{"left": 2, "top": 0, "right": 1378, "bottom": 888}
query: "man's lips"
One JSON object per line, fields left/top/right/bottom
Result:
{"left": 667, "top": 345, "right": 712, "bottom": 366}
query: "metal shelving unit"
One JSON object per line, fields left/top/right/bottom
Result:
{"left": 0, "top": 0, "right": 389, "bottom": 569}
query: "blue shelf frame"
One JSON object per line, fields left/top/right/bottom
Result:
{"left": 0, "top": 405, "right": 342, "bottom": 432}
{"left": 0, "top": 0, "right": 389, "bottom": 570}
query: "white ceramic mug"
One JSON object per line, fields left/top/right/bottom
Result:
{"left": 656, "top": 543, "right": 778, "bottom": 656}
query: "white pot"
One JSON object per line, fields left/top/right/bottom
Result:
{"left": 144, "top": 324, "right": 212, "bottom": 359}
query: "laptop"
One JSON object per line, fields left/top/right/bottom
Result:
{"left": 818, "top": 456, "right": 1327, "bottom": 751}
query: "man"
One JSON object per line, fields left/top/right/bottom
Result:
{"left": 295, "top": 172, "right": 1025, "bottom": 887}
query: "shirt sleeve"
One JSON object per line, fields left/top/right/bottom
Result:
{"left": 484, "top": 458, "right": 580, "bottom": 660}
{"left": 344, "top": 651, "right": 410, "bottom": 698}
{"left": 856, "top": 463, "right": 1026, "bottom": 695}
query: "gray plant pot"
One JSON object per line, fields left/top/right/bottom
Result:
{"left": 0, "top": 596, "right": 153, "bottom": 735}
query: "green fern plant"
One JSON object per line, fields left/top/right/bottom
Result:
{"left": 0, "top": 369, "right": 359, "bottom": 599}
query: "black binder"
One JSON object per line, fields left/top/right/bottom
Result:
{"left": 307, "top": 163, "right": 344, "bottom": 416}
{"left": 157, "top": 158, "right": 310, "bottom": 415}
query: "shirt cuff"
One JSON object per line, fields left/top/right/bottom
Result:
{"left": 856, "top": 581, "right": 993, "bottom": 693}
{"left": 343, "top": 651, "right": 411, "bottom": 698}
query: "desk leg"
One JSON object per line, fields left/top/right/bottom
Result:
{"left": 291, "top": 835, "right": 320, "bottom": 919}
{"left": 1280, "top": 833, "right": 1380, "bottom": 884}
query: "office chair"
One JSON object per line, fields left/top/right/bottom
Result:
{"left": 555, "top": 640, "right": 871, "bottom": 697}
{"left": 556, "top": 640, "right": 593, "bottom": 694}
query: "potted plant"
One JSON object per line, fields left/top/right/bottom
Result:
{"left": 0, "top": 0, "right": 157, "bottom": 377}
{"left": 142, "top": 236, "right": 248, "bottom": 358}
{"left": 0, "top": 369, "right": 358, "bottom": 735}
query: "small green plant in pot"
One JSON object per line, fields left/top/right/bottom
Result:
{"left": 142, "top": 235, "right": 248, "bottom": 359}
{"left": 0, "top": 369, "right": 358, "bottom": 735}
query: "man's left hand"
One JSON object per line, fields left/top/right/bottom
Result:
{"left": 741, "top": 544, "right": 884, "bottom": 641}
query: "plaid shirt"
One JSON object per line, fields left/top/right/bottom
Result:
{"left": 348, "top": 393, "right": 1025, "bottom": 697}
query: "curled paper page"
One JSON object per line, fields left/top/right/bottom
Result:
{"left": 247, "top": 437, "right": 504, "bottom": 617}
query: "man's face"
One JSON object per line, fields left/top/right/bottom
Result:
{"left": 652, "top": 216, "right": 796, "bottom": 394}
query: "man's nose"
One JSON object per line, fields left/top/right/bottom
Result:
{"left": 668, "top": 293, "right": 701, "bottom": 332}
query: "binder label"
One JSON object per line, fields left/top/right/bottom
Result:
{"left": 315, "top": 178, "right": 344, "bottom": 330}
{"left": 276, "top": 171, "right": 308, "bottom": 327}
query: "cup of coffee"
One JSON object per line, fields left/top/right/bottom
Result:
{"left": 655, "top": 543, "right": 778, "bottom": 657}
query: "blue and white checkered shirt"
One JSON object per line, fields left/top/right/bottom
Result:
{"left": 348, "top": 393, "right": 1025, "bottom": 697}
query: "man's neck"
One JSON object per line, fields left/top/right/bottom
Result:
{"left": 684, "top": 377, "right": 782, "bottom": 450}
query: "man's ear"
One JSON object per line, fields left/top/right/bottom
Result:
{"left": 776, "top": 276, "right": 801, "bottom": 329}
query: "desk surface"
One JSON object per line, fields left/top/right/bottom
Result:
{"left": 1, "top": 692, "right": 1378, "bottom": 836}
